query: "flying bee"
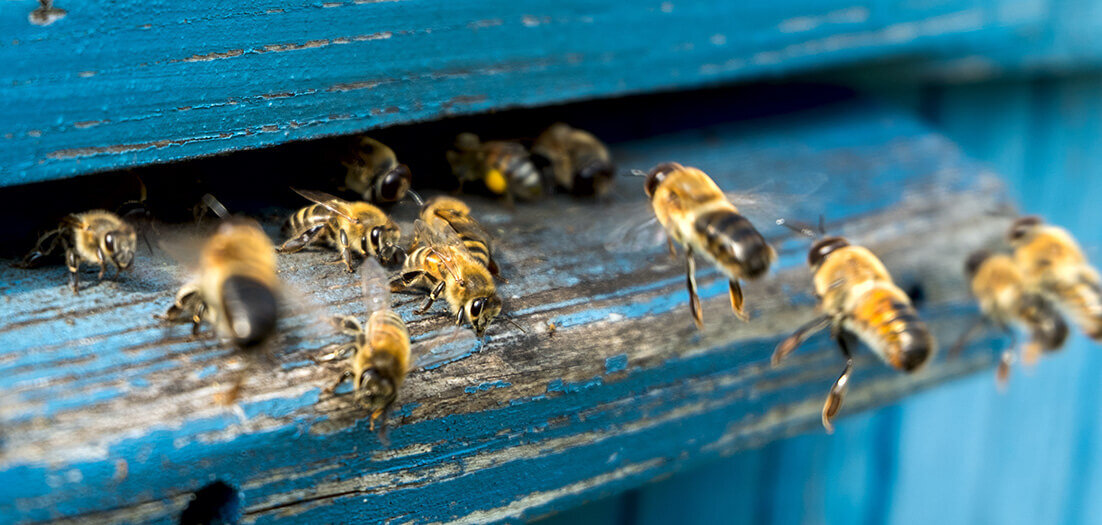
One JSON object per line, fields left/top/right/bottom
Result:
{"left": 16, "top": 210, "right": 137, "bottom": 294}
{"left": 157, "top": 195, "right": 280, "bottom": 402}
{"left": 632, "top": 162, "right": 777, "bottom": 328}
{"left": 416, "top": 195, "right": 503, "bottom": 279}
{"left": 343, "top": 136, "right": 414, "bottom": 205}
{"left": 321, "top": 258, "right": 476, "bottom": 440}
{"left": 530, "top": 123, "right": 615, "bottom": 198}
{"left": 1008, "top": 216, "right": 1102, "bottom": 340}
{"left": 953, "top": 250, "right": 1069, "bottom": 387}
{"left": 771, "top": 232, "right": 934, "bottom": 433}
{"left": 278, "top": 188, "right": 403, "bottom": 272}
{"left": 446, "top": 132, "right": 545, "bottom": 206}
{"left": 391, "top": 219, "right": 503, "bottom": 338}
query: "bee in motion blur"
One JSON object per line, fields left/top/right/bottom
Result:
{"left": 641, "top": 162, "right": 776, "bottom": 328}
{"left": 417, "top": 196, "right": 503, "bottom": 279}
{"left": 771, "top": 228, "right": 934, "bottom": 433}
{"left": 16, "top": 210, "right": 137, "bottom": 294}
{"left": 278, "top": 188, "right": 403, "bottom": 272}
{"left": 343, "top": 136, "right": 414, "bottom": 205}
{"left": 1008, "top": 216, "right": 1102, "bottom": 340}
{"left": 157, "top": 195, "right": 280, "bottom": 402}
{"left": 391, "top": 219, "right": 502, "bottom": 338}
{"left": 530, "top": 123, "right": 615, "bottom": 198}
{"left": 446, "top": 132, "right": 545, "bottom": 206}
{"left": 954, "top": 250, "right": 1068, "bottom": 388}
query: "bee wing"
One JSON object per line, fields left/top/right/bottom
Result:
{"left": 412, "top": 219, "right": 469, "bottom": 282}
{"left": 434, "top": 208, "right": 495, "bottom": 244}
{"left": 721, "top": 172, "right": 829, "bottom": 233}
{"left": 291, "top": 188, "right": 360, "bottom": 224}
{"left": 359, "top": 257, "right": 391, "bottom": 319}
{"left": 409, "top": 325, "right": 480, "bottom": 371}
{"left": 154, "top": 226, "right": 208, "bottom": 270}
{"left": 599, "top": 198, "right": 667, "bottom": 253}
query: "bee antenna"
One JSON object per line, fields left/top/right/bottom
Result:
{"left": 200, "top": 193, "right": 231, "bottom": 220}
{"left": 777, "top": 218, "right": 819, "bottom": 239}
{"left": 630, "top": 169, "right": 647, "bottom": 178}
{"left": 818, "top": 214, "right": 827, "bottom": 235}
{"left": 501, "top": 314, "right": 528, "bottom": 334}
{"left": 406, "top": 189, "right": 425, "bottom": 208}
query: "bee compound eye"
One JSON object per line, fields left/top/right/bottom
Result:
{"left": 469, "top": 298, "right": 486, "bottom": 318}
{"left": 104, "top": 232, "right": 116, "bottom": 252}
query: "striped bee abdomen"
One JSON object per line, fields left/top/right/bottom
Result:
{"left": 1054, "top": 278, "right": 1102, "bottom": 340}
{"left": 693, "top": 209, "right": 773, "bottom": 279}
{"left": 851, "top": 287, "right": 932, "bottom": 372}
{"left": 283, "top": 204, "right": 334, "bottom": 236}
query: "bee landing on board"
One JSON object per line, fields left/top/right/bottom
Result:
{"left": 1008, "top": 216, "right": 1102, "bottom": 341}
{"left": 446, "top": 132, "right": 545, "bottom": 207}
{"left": 771, "top": 227, "right": 934, "bottom": 433}
{"left": 278, "top": 188, "right": 403, "bottom": 272}
{"left": 634, "top": 162, "right": 777, "bottom": 328}
{"left": 530, "top": 123, "right": 616, "bottom": 198}
{"left": 157, "top": 195, "right": 280, "bottom": 402}
{"left": 16, "top": 210, "right": 138, "bottom": 294}
{"left": 391, "top": 219, "right": 503, "bottom": 338}
{"left": 417, "top": 196, "right": 504, "bottom": 280}
{"left": 953, "top": 250, "right": 1069, "bottom": 388}
{"left": 321, "top": 258, "right": 475, "bottom": 442}
{"left": 343, "top": 136, "right": 414, "bottom": 205}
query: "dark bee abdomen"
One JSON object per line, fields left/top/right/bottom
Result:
{"left": 855, "top": 291, "right": 932, "bottom": 372}
{"left": 693, "top": 210, "right": 772, "bottom": 279}
{"left": 1019, "top": 294, "right": 1070, "bottom": 351}
{"left": 221, "top": 275, "right": 278, "bottom": 348}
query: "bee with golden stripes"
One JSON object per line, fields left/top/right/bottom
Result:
{"left": 530, "top": 123, "right": 616, "bottom": 198}
{"left": 640, "top": 162, "right": 776, "bottom": 328}
{"left": 343, "top": 136, "right": 414, "bottom": 205}
{"left": 16, "top": 209, "right": 137, "bottom": 294}
{"left": 416, "top": 196, "right": 502, "bottom": 279}
{"left": 391, "top": 219, "right": 502, "bottom": 338}
{"left": 1008, "top": 216, "right": 1102, "bottom": 340}
{"left": 278, "top": 188, "right": 402, "bottom": 272}
{"left": 446, "top": 132, "right": 545, "bottom": 206}
{"left": 954, "top": 250, "right": 1069, "bottom": 387}
{"left": 772, "top": 232, "right": 934, "bottom": 433}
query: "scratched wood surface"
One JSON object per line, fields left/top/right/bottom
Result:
{"left": 0, "top": 97, "right": 1012, "bottom": 524}
{"left": 0, "top": 0, "right": 1080, "bottom": 185}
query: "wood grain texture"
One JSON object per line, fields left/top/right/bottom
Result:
{"left": 0, "top": 0, "right": 1061, "bottom": 186}
{"left": 0, "top": 98, "right": 1011, "bottom": 523}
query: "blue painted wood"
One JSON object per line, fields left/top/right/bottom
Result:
{"left": 0, "top": 0, "right": 1069, "bottom": 186}
{"left": 538, "top": 74, "right": 1102, "bottom": 525}
{"left": 0, "top": 95, "right": 1012, "bottom": 523}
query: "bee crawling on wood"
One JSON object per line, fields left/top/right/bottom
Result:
{"left": 417, "top": 196, "right": 504, "bottom": 280}
{"left": 446, "top": 132, "right": 546, "bottom": 207}
{"left": 278, "top": 188, "right": 403, "bottom": 272}
{"left": 771, "top": 221, "right": 934, "bottom": 433}
{"left": 16, "top": 209, "right": 138, "bottom": 294}
{"left": 530, "top": 123, "right": 616, "bottom": 198}
{"left": 320, "top": 258, "right": 475, "bottom": 441}
{"left": 953, "top": 250, "right": 1069, "bottom": 389}
{"left": 343, "top": 136, "right": 414, "bottom": 205}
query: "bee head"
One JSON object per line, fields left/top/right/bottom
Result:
{"left": 574, "top": 160, "right": 616, "bottom": 197}
{"left": 964, "top": 250, "right": 993, "bottom": 278}
{"left": 466, "top": 295, "right": 503, "bottom": 338}
{"left": 354, "top": 369, "right": 397, "bottom": 414}
{"left": 221, "top": 275, "right": 278, "bottom": 348}
{"left": 103, "top": 226, "right": 138, "bottom": 270}
{"left": 366, "top": 224, "right": 405, "bottom": 265}
{"left": 1008, "top": 216, "right": 1043, "bottom": 244}
{"left": 375, "top": 164, "right": 412, "bottom": 203}
{"left": 644, "top": 162, "right": 682, "bottom": 199}
{"left": 807, "top": 236, "right": 849, "bottom": 268}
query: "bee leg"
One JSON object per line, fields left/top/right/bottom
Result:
{"left": 667, "top": 237, "right": 677, "bottom": 259}
{"left": 771, "top": 315, "right": 831, "bottom": 366}
{"left": 415, "top": 281, "right": 446, "bottom": 315}
{"left": 729, "top": 279, "right": 749, "bottom": 321}
{"left": 96, "top": 247, "right": 108, "bottom": 280}
{"left": 323, "top": 369, "right": 355, "bottom": 395}
{"left": 16, "top": 229, "right": 63, "bottom": 268}
{"left": 996, "top": 323, "right": 1017, "bottom": 391}
{"left": 277, "top": 225, "right": 327, "bottom": 254}
{"left": 65, "top": 246, "right": 81, "bottom": 294}
{"left": 685, "top": 247, "right": 703, "bottom": 330}
{"left": 822, "top": 331, "right": 855, "bottom": 434}
{"left": 191, "top": 303, "right": 206, "bottom": 335}
{"left": 390, "top": 271, "right": 426, "bottom": 294}
{"left": 948, "top": 317, "right": 987, "bottom": 359}
{"left": 330, "top": 315, "right": 363, "bottom": 337}
{"left": 317, "top": 344, "right": 356, "bottom": 364}
{"left": 341, "top": 247, "right": 356, "bottom": 273}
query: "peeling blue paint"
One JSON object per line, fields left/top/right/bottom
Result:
{"left": 464, "top": 381, "right": 513, "bottom": 394}
{"left": 605, "top": 354, "right": 629, "bottom": 374}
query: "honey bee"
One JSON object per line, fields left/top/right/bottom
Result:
{"left": 391, "top": 219, "right": 502, "bottom": 338}
{"left": 1008, "top": 216, "right": 1102, "bottom": 340}
{"left": 158, "top": 195, "right": 280, "bottom": 352}
{"left": 446, "top": 133, "right": 545, "bottom": 206}
{"left": 771, "top": 235, "right": 934, "bottom": 433}
{"left": 16, "top": 210, "right": 137, "bottom": 294}
{"left": 322, "top": 258, "right": 476, "bottom": 440}
{"left": 343, "top": 136, "right": 414, "bottom": 205}
{"left": 417, "top": 196, "right": 502, "bottom": 279}
{"left": 955, "top": 250, "right": 1069, "bottom": 387}
{"left": 530, "top": 123, "right": 615, "bottom": 198}
{"left": 641, "top": 162, "right": 776, "bottom": 328}
{"left": 278, "top": 188, "right": 403, "bottom": 272}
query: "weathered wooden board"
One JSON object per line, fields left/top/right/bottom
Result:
{"left": 0, "top": 0, "right": 1064, "bottom": 185}
{"left": 0, "top": 97, "right": 1012, "bottom": 523}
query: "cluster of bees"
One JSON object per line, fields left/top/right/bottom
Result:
{"left": 13, "top": 124, "right": 1102, "bottom": 437}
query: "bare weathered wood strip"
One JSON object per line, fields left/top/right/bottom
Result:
{"left": 0, "top": 99, "right": 1011, "bottom": 523}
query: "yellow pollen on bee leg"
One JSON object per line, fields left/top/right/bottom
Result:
{"left": 485, "top": 169, "right": 508, "bottom": 194}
